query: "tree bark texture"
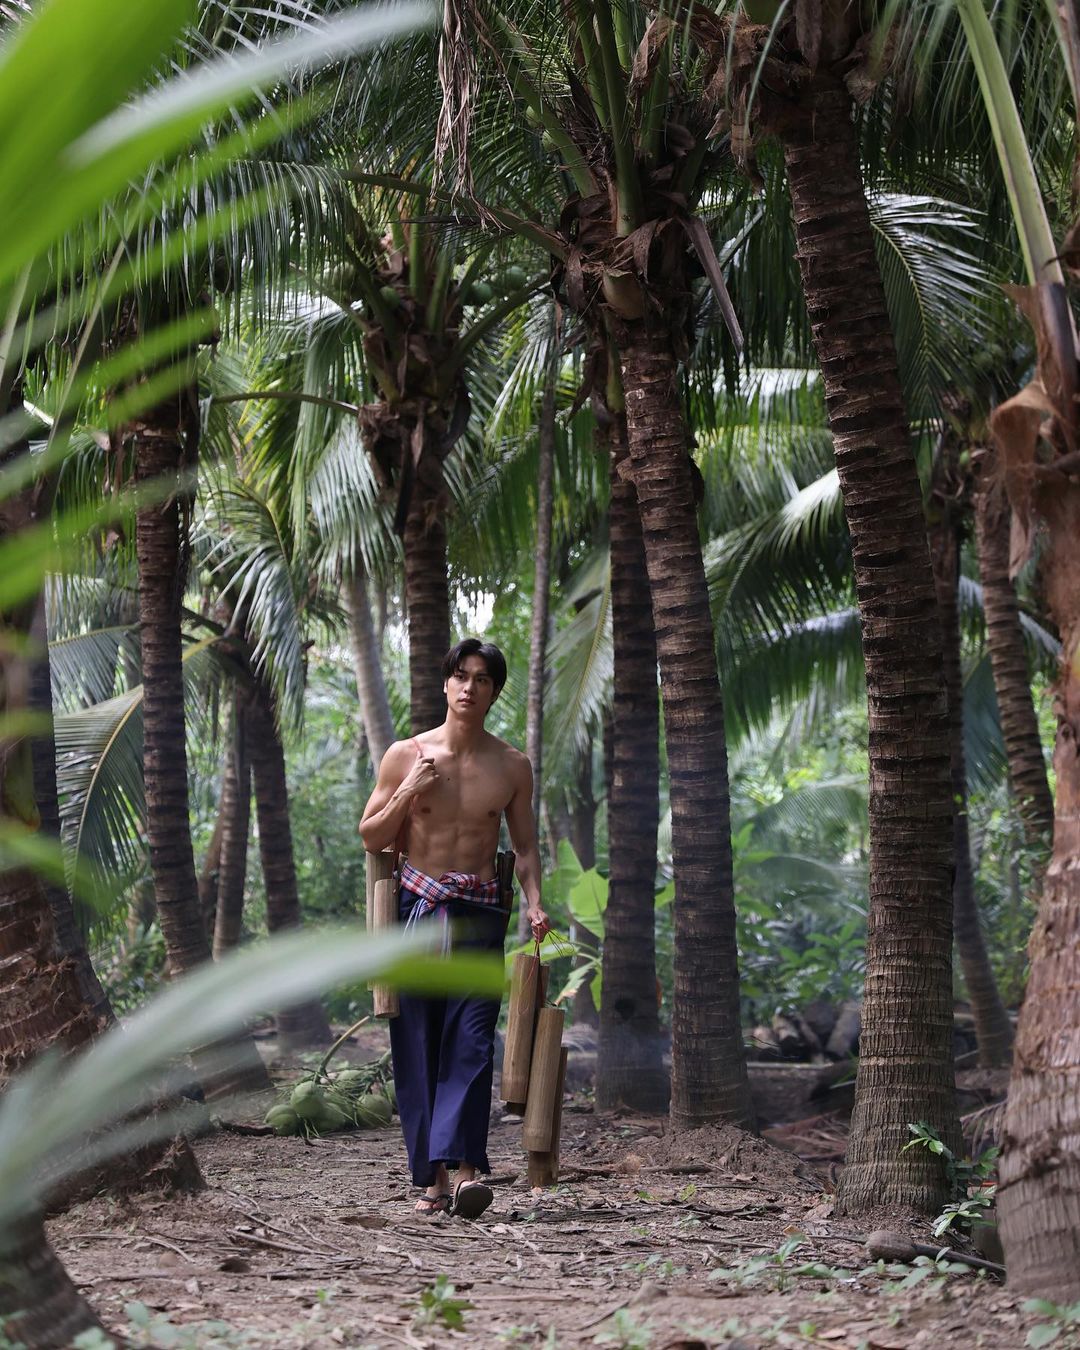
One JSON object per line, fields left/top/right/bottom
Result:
{"left": 781, "top": 80, "right": 961, "bottom": 1212}
{"left": 0, "top": 868, "right": 106, "bottom": 1081}
{"left": 403, "top": 463, "right": 451, "bottom": 734}
{"left": 612, "top": 322, "right": 752, "bottom": 1129}
{"left": 928, "top": 490, "right": 1013, "bottom": 1066}
{"left": 344, "top": 563, "right": 396, "bottom": 769}
{"left": 198, "top": 808, "right": 224, "bottom": 939}
{"left": 521, "top": 363, "right": 556, "bottom": 940}
{"left": 0, "top": 1212, "right": 103, "bottom": 1348}
{"left": 133, "top": 400, "right": 213, "bottom": 977}
{"left": 568, "top": 743, "right": 600, "bottom": 1028}
{"left": 213, "top": 694, "right": 251, "bottom": 960}
{"left": 247, "top": 685, "right": 332, "bottom": 1048}
{"left": 972, "top": 449, "right": 1054, "bottom": 848}
{"left": 134, "top": 397, "right": 269, "bottom": 1096}
{"left": 996, "top": 446, "right": 1080, "bottom": 1300}
{"left": 596, "top": 415, "right": 668, "bottom": 1114}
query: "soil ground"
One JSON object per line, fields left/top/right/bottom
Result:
{"left": 49, "top": 1028, "right": 1038, "bottom": 1350}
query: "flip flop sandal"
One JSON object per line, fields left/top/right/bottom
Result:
{"left": 450, "top": 1179, "right": 493, "bottom": 1220}
{"left": 415, "top": 1192, "right": 450, "bottom": 1216}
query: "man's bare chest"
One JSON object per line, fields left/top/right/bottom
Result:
{"left": 414, "top": 752, "right": 513, "bottom": 827}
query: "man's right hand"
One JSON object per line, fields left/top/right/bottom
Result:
{"left": 399, "top": 751, "right": 438, "bottom": 799}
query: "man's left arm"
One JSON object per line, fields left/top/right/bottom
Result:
{"left": 504, "top": 754, "right": 551, "bottom": 941}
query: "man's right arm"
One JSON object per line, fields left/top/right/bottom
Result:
{"left": 360, "top": 742, "right": 432, "bottom": 853}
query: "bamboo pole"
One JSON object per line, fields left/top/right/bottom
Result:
{"left": 527, "top": 1045, "right": 568, "bottom": 1187}
{"left": 522, "top": 1006, "right": 565, "bottom": 1152}
{"left": 501, "top": 954, "right": 546, "bottom": 1112}
{"left": 365, "top": 850, "right": 399, "bottom": 1018}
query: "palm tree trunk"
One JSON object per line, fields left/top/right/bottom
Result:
{"left": 198, "top": 808, "right": 224, "bottom": 939}
{"left": 0, "top": 1212, "right": 103, "bottom": 1348}
{"left": 134, "top": 395, "right": 269, "bottom": 1095}
{"left": 972, "top": 448, "right": 1054, "bottom": 847}
{"left": 568, "top": 743, "right": 600, "bottom": 1028}
{"left": 596, "top": 412, "right": 668, "bottom": 1114}
{"left": 993, "top": 380, "right": 1080, "bottom": 1295}
{"left": 403, "top": 455, "right": 451, "bottom": 734}
{"left": 611, "top": 321, "right": 752, "bottom": 1129}
{"left": 247, "top": 684, "right": 332, "bottom": 1048}
{"left": 134, "top": 398, "right": 214, "bottom": 977}
{"left": 344, "top": 562, "right": 395, "bottom": 769}
{"left": 522, "top": 362, "right": 557, "bottom": 940}
{"left": 213, "top": 693, "right": 251, "bottom": 960}
{"left": 781, "top": 80, "right": 961, "bottom": 1212}
{"left": 928, "top": 490, "right": 1013, "bottom": 1065}
{"left": 998, "top": 608, "right": 1080, "bottom": 1300}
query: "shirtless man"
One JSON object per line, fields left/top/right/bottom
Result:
{"left": 360, "top": 638, "right": 550, "bottom": 1219}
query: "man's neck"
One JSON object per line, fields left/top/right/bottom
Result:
{"left": 439, "top": 712, "right": 486, "bottom": 753}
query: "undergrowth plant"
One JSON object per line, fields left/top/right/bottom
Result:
{"left": 1024, "top": 1300, "right": 1080, "bottom": 1349}
{"left": 412, "top": 1276, "right": 472, "bottom": 1332}
{"left": 903, "top": 1121, "right": 999, "bottom": 1236}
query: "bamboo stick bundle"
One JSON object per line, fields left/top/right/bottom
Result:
{"left": 501, "top": 954, "right": 547, "bottom": 1113}
{"left": 522, "top": 1006, "right": 565, "bottom": 1152}
{"left": 365, "top": 850, "right": 399, "bottom": 1018}
{"left": 527, "top": 1045, "right": 568, "bottom": 1187}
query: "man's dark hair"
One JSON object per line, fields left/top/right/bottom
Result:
{"left": 442, "top": 638, "right": 507, "bottom": 699}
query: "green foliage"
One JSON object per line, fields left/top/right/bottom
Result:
{"left": 71, "top": 1300, "right": 262, "bottom": 1348}
{"left": 709, "top": 1236, "right": 853, "bottom": 1293}
{"left": 592, "top": 1310, "right": 654, "bottom": 1350}
{"left": 412, "top": 1276, "right": 472, "bottom": 1332}
{"left": 903, "top": 1121, "right": 1000, "bottom": 1235}
{"left": 95, "top": 921, "right": 167, "bottom": 1016}
{"left": 1024, "top": 1300, "right": 1080, "bottom": 1349}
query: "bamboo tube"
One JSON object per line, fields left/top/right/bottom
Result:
{"left": 522, "top": 1006, "right": 564, "bottom": 1152}
{"left": 551, "top": 1045, "right": 568, "bottom": 1181}
{"left": 365, "top": 850, "right": 399, "bottom": 1018}
{"left": 527, "top": 1046, "right": 568, "bottom": 1187}
{"left": 501, "top": 954, "right": 545, "bottom": 1110}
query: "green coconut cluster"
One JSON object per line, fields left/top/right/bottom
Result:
{"left": 265, "top": 1048, "right": 397, "bottom": 1138}
{"left": 459, "top": 265, "right": 528, "bottom": 308}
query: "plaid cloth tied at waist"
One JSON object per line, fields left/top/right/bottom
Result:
{"left": 400, "top": 861, "right": 502, "bottom": 953}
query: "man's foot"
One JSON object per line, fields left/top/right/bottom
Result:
{"left": 450, "top": 1177, "right": 493, "bottom": 1220}
{"left": 415, "top": 1192, "right": 450, "bottom": 1216}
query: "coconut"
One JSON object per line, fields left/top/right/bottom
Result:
{"left": 291, "top": 1081, "right": 328, "bottom": 1121}
{"left": 265, "top": 1105, "right": 301, "bottom": 1137}
{"left": 334, "top": 1069, "right": 367, "bottom": 1091}
{"left": 466, "top": 281, "right": 493, "bottom": 306}
{"left": 313, "top": 1102, "right": 350, "bottom": 1133}
{"left": 384, "top": 1079, "right": 397, "bottom": 1112}
{"left": 504, "top": 266, "right": 527, "bottom": 291}
{"left": 354, "top": 1092, "right": 393, "bottom": 1128}
{"left": 378, "top": 284, "right": 403, "bottom": 310}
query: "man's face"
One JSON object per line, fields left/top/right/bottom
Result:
{"left": 444, "top": 654, "right": 497, "bottom": 718}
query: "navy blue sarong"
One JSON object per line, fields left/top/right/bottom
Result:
{"left": 389, "top": 867, "right": 508, "bottom": 1188}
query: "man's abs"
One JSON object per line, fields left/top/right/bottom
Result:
{"left": 403, "top": 762, "right": 512, "bottom": 878}
{"left": 404, "top": 815, "right": 503, "bottom": 880}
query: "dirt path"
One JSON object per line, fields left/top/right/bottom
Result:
{"left": 49, "top": 1045, "right": 1038, "bottom": 1349}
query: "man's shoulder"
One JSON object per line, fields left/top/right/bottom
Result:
{"left": 484, "top": 734, "right": 529, "bottom": 772}
{"left": 384, "top": 737, "right": 421, "bottom": 767}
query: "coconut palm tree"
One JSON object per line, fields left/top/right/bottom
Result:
{"left": 943, "top": 0, "right": 1080, "bottom": 1299}
{"left": 971, "top": 443, "right": 1054, "bottom": 847}
{"left": 716, "top": 1, "right": 972, "bottom": 1210}
{"left": 927, "top": 440, "right": 1013, "bottom": 1065}
{"left": 212, "top": 690, "right": 252, "bottom": 959}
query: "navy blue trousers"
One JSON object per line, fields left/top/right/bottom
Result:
{"left": 390, "top": 887, "right": 507, "bottom": 1188}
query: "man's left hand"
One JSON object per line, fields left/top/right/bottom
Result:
{"left": 526, "top": 905, "right": 551, "bottom": 941}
